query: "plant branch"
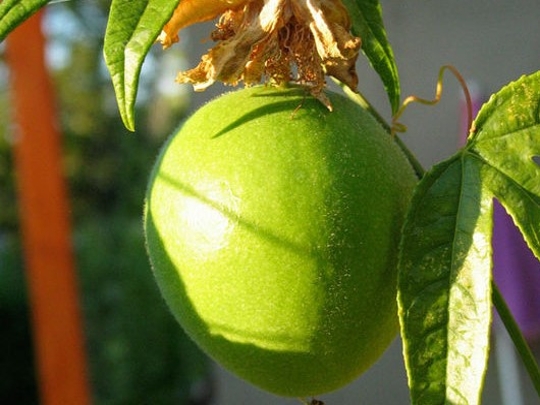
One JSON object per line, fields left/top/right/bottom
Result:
{"left": 336, "top": 81, "right": 425, "bottom": 178}
{"left": 492, "top": 281, "right": 540, "bottom": 397}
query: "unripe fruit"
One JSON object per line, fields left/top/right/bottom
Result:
{"left": 144, "top": 86, "right": 417, "bottom": 397}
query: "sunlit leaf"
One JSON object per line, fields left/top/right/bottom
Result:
{"left": 103, "top": 0, "right": 178, "bottom": 131}
{"left": 341, "top": 0, "right": 400, "bottom": 113}
{"left": 398, "top": 71, "right": 540, "bottom": 404}
{"left": 0, "top": 0, "right": 49, "bottom": 41}
{"left": 398, "top": 154, "right": 493, "bottom": 405}
{"left": 469, "top": 71, "right": 540, "bottom": 260}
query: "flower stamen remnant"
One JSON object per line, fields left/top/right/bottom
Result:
{"left": 158, "top": 0, "right": 362, "bottom": 108}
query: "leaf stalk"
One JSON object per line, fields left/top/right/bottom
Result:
{"left": 492, "top": 282, "right": 540, "bottom": 397}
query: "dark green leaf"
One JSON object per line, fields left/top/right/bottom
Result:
{"left": 0, "top": 0, "right": 49, "bottom": 41}
{"left": 103, "top": 0, "right": 178, "bottom": 131}
{"left": 341, "top": 0, "right": 400, "bottom": 113}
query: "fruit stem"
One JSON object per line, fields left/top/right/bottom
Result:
{"left": 336, "top": 80, "right": 425, "bottom": 178}
{"left": 492, "top": 282, "right": 540, "bottom": 397}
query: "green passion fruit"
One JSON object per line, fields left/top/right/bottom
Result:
{"left": 144, "top": 85, "right": 417, "bottom": 397}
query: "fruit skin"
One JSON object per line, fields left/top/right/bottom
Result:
{"left": 144, "top": 85, "right": 417, "bottom": 397}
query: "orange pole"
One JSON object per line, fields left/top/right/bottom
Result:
{"left": 5, "top": 10, "right": 92, "bottom": 405}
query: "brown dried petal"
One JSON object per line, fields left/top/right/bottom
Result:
{"left": 292, "top": 0, "right": 361, "bottom": 89}
{"left": 164, "top": 0, "right": 362, "bottom": 108}
{"left": 177, "top": 0, "right": 285, "bottom": 89}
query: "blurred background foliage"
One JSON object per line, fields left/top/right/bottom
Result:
{"left": 0, "top": 1, "right": 212, "bottom": 403}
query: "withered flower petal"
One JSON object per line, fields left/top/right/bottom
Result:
{"left": 158, "top": 0, "right": 362, "bottom": 108}
{"left": 158, "top": 0, "right": 248, "bottom": 48}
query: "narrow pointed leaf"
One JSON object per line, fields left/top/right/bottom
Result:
{"left": 341, "top": 0, "right": 400, "bottom": 113}
{"left": 103, "top": 0, "right": 178, "bottom": 131}
{"left": 0, "top": 0, "right": 49, "bottom": 41}
{"left": 468, "top": 71, "right": 540, "bottom": 259}
{"left": 398, "top": 154, "right": 493, "bottom": 404}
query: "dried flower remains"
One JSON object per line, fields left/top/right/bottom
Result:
{"left": 158, "top": 0, "right": 362, "bottom": 109}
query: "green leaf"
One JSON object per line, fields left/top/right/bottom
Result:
{"left": 0, "top": 0, "right": 49, "bottom": 41}
{"left": 398, "top": 154, "right": 493, "bottom": 405}
{"left": 469, "top": 71, "right": 540, "bottom": 260}
{"left": 103, "top": 0, "right": 178, "bottom": 131}
{"left": 398, "top": 71, "right": 540, "bottom": 404}
{"left": 341, "top": 0, "right": 400, "bottom": 113}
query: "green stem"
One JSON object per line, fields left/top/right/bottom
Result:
{"left": 336, "top": 81, "right": 425, "bottom": 178}
{"left": 492, "top": 281, "right": 540, "bottom": 397}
